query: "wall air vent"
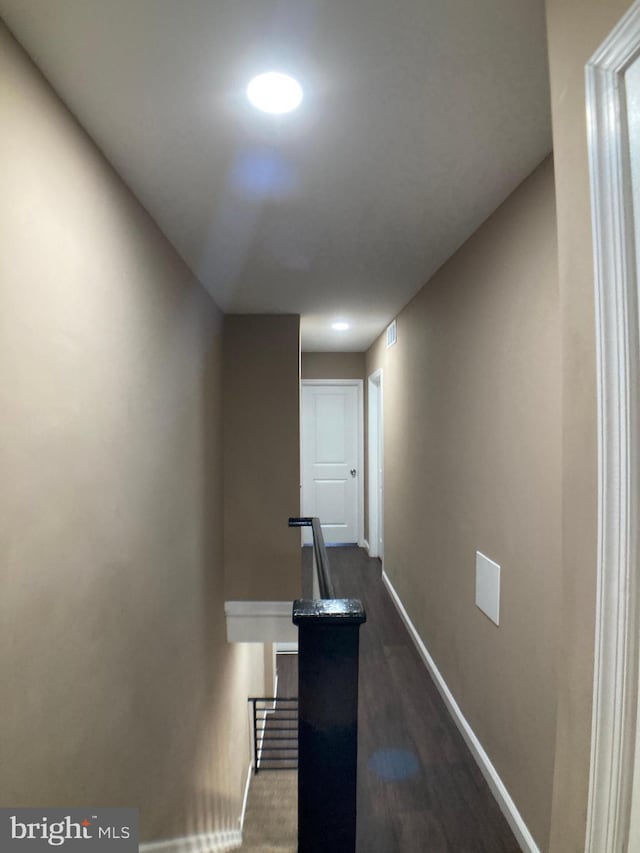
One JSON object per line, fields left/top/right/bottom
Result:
{"left": 386, "top": 319, "right": 397, "bottom": 348}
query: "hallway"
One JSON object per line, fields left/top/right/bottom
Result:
{"left": 314, "top": 546, "right": 520, "bottom": 853}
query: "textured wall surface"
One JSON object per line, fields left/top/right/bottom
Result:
{"left": 223, "top": 314, "right": 301, "bottom": 601}
{"left": 0, "top": 21, "right": 264, "bottom": 843}
{"left": 366, "top": 158, "right": 560, "bottom": 850}
{"left": 544, "top": 1, "right": 634, "bottom": 850}
{"left": 302, "top": 351, "right": 366, "bottom": 381}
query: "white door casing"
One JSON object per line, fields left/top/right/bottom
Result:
{"left": 367, "top": 369, "right": 384, "bottom": 560}
{"left": 586, "top": 4, "right": 640, "bottom": 852}
{"left": 301, "top": 380, "right": 363, "bottom": 546}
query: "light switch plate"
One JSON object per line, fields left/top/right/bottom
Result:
{"left": 475, "top": 551, "right": 501, "bottom": 625}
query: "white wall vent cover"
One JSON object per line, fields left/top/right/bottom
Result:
{"left": 386, "top": 319, "right": 397, "bottom": 348}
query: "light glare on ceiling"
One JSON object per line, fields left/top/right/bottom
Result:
{"left": 247, "top": 72, "right": 303, "bottom": 114}
{"left": 332, "top": 321, "right": 350, "bottom": 331}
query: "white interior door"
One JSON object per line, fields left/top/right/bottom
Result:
{"left": 301, "top": 382, "right": 361, "bottom": 545}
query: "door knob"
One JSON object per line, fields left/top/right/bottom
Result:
{"left": 350, "top": 468, "right": 357, "bottom": 477}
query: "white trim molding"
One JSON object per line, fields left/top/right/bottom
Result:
{"left": 274, "top": 641, "right": 299, "bottom": 653}
{"left": 382, "top": 570, "right": 540, "bottom": 853}
{"left": 224, "top": 601, "right": 297, "bottom": 643}
{"left": 586, "top": 4, "right": 640, "bottom": 852}
{"left": 240, "top": 760, "right": 252, "bottom": 833}
{"left": 367, "top": 368, "right": 384, "bottom": 560}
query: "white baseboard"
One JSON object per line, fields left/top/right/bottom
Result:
{"left": 361, "top": 538, "right": 370, "bottom": 554}
{"left": 139, "top": 829, "right": 241, "bottom": 853}
{"left": 381, "top": 570, "right": 540, "bottom": 853}
{"left": 239, "top": 761, "right": 252, "bottom": 832}
{"left": 141, "top": 762, "right": 252, "bottom": 853}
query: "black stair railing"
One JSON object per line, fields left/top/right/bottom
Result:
{"left": 288, "top": 517, "right": 366, "bottom": 853}
{"left": 248, "top": 697, "right": 298, "bottom": 772}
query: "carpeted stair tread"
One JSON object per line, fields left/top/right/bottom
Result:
{"left": 240, "top": 770, "right": 297, "bottom": 850}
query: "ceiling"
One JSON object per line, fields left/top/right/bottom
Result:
{"left": 0, "top": 0, "right": 552, "bottom": 351}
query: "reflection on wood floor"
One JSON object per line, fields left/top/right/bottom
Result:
{"left": 298, "top": 544, "right": 520, "bottom": 853}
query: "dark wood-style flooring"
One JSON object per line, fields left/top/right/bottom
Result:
{"left": 287, "top": 545, "right": 520, "bottom": 853}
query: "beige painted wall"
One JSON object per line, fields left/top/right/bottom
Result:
{"left": 544, "top": 1, "right": 635, "bottom": 851}
{"left": 302, "top": 351, "right": 366, "bottom": 380}
{"left": 366, "top": 157, "right": 560, "bottom": 850}
{"left": 223, "top": 314, "right": 301, "bottom": 601}
{"left": 0, "top": 21, "right": 265, "bottom": 843}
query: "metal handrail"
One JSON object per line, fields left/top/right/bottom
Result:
{"left": 288, "top": 516, "right": 335, "bottom": 598}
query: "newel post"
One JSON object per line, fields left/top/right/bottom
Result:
{"left": 293, "top": 598, "right": 366, "bottom": 853}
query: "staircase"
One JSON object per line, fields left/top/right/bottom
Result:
{"left": 240, "top": 769, "right": 297, "bottom": 852}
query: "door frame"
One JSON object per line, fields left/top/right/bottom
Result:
{"left": 367, "top": 369, "right": 384, "bottom": 560}
{"left": 586, "top": 4, "right": 640, "bottom": 851}
{"left": 300, "top": 379, "right": 365, "bottom": 547}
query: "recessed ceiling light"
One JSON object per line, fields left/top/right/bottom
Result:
{"left": 332, "top": 321, "right": 350, "bottom": 331}
{"left": 246, "top": 72, "right": 303, "bottom": 114}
